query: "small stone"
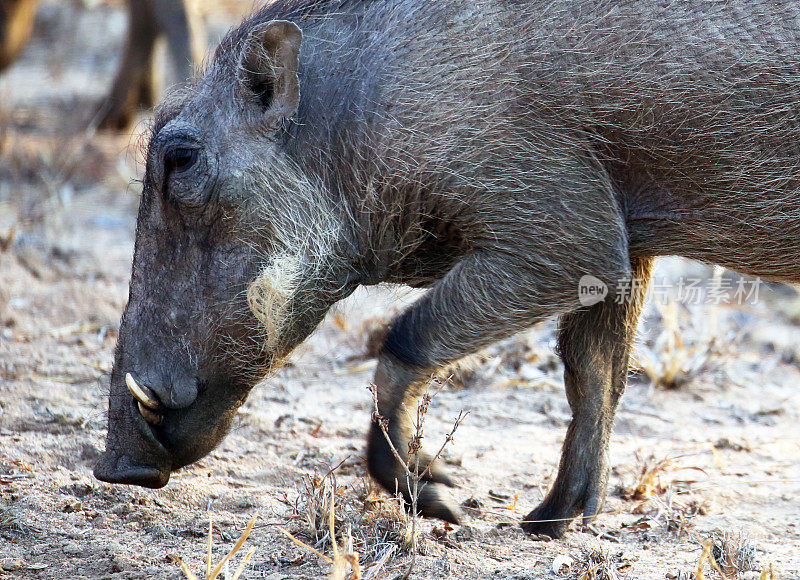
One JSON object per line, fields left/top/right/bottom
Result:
{"left": 552, "top": 554, "right": 573, "bottom": 574}
{"left": 713, "top": 438, "right": 750, "bottom": 452}
{"left": 110, "top": 553, "right": 134, "bottom": 572}
{"left": 71, "top": 483, "right": 95, "bottom": 497}
{"left": 62, "top": 542, "right": 82, "bottom": 556}
{"left": 92, "top": 515, "right": 108, "bottom": 529}
{"left": 27, "top": 563, "right": 48, "bottom": 570}
{"left": 111, "top": 504, "right": 130, "bottom": 516}
{"left": 145, "top": 524, "right": 172, "bottom": 539}
{"left": 488, "top": 489, "right": 510, "bottom": 501}
{"left": 454, "top": 524, "right": 480, "bottom": 542}
{"left": 64, "top": 501, "right": 83, "bottom": 513}
{"left": 431, "top": 525, "right": 450, "bottom": 540}
{"left": 461, "top": 497, "right": 483, "bottom": 510}
{"left": 0, "top": 558, "right": 23, "bottom": 572}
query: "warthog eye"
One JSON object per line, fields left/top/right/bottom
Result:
{"left": 164, "top": 147, "right": 198, "bottom": 174}
{"left": 157, "top": 141, "right": 212, "bottom": 208}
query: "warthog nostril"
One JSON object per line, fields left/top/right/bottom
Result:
{"left": 125, "top": 373, "right": 165, "bottom": 426}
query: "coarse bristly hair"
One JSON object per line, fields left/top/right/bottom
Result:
{"left": 199, "top": 1, "right": 800, "bottom": 353}
{"left": 117, "top": 0, "right": 800, "bottom": 537}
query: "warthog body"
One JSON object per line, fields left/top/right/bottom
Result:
{"left": 95, "top": 0, "right": 800, "bottom": 537}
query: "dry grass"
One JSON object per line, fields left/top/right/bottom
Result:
{"left": 619, "top": 451, "right": 708, "bottom": 502}
{"left": 575, "top": 546, "right": 634, "bottom": 580}
{"left": 0, "top": 507, "right": 31, "bottom": 536}
{"left": 284, "top": 464, "right": 410, "bottom": 569}
{"left": 176, "top": 513, "right": 258, "bottom": 580}
{"left": 279, "top": 484, "right": 364, "bottom": 580}
{"left": 635, "top": 299, "right": 720, "bottom": 390}
{"left": 368, "top": 378, "right": 468, "bottom": 579}
{"left": 709, "top": 531, "right": 759, "bottom": 577}
{"left": 0, "top": 225, "right": 15, "bottom": 252}
{"left": 616, "top": 451, "right": 711, "bottom": 536}
{"left": 665, "top": 531, "right": 777, "bottom": 579}
{"left": 622, "top": 451, "right": 675, "bottom": 501}
{"left": 279, "top": 476, "right": 403, "bottom": 580}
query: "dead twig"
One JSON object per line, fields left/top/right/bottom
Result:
{"left": 368, "top": 379, "right": 467, "bottom": 580}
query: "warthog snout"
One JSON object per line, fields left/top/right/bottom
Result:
{"left": 94, "top": 371, "right": 173, "bottom": 489}
{"left": 95, "top": 340, "right": 250, "bottom": 489}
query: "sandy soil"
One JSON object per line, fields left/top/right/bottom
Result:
{"left": 1, "top": 2, "right": 799, "bottom": 579}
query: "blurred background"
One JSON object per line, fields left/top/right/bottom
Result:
{"left": 1, "top": 1, "right": 799, "bottom": 578}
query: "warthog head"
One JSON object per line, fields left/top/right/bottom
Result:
{"left": 94, "top": 19, "right": 357, "bottom": 487}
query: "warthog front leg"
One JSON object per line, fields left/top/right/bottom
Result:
{"left": 367, "top": 353, "right": 462, "bottom": 523}
{"left": 366, "top": 239, "right": 635, "bottom": 525}
{"left": 522, "top": 256, "right": 652, "bottom": 538}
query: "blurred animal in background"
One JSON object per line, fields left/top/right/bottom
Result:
{"left": 0, "top": 0, "right": 37, "bottom": 72}
{"left": 99, "top": 0, "right": 205, "bottom": 130}
{"left": 0, "top": 0, "right": 204, "bottom": 129}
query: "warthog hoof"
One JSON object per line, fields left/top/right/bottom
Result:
{"left": 367, "top": 423, "right": 462, "bottom": 524}
{"left": 521, "top": 477, "right": 604, "bottom": 539}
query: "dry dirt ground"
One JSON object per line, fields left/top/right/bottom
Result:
{"left": 1, "top": 2, "right": 800, "bottom": 579}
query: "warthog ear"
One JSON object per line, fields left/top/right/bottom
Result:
{"left": 237, "top": 20, "right": 302, "bottom": 128}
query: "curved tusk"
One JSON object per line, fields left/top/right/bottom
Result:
{"left": 137, "top": 402, "right": 164, "bottom": 426}
{"left": 125, "top": 373, "right": 160, "bottom": 410}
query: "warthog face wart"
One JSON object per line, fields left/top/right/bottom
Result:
{"left": 94, "top": 19, "right": 354, "bottom": 487}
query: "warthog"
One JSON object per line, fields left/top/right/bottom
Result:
{"left": 94, "top": 0, "right": 800, "bottom": 538}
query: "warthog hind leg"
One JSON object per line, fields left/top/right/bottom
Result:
{"left": 522, "top": 256, "right": 652, "bottom": 538}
